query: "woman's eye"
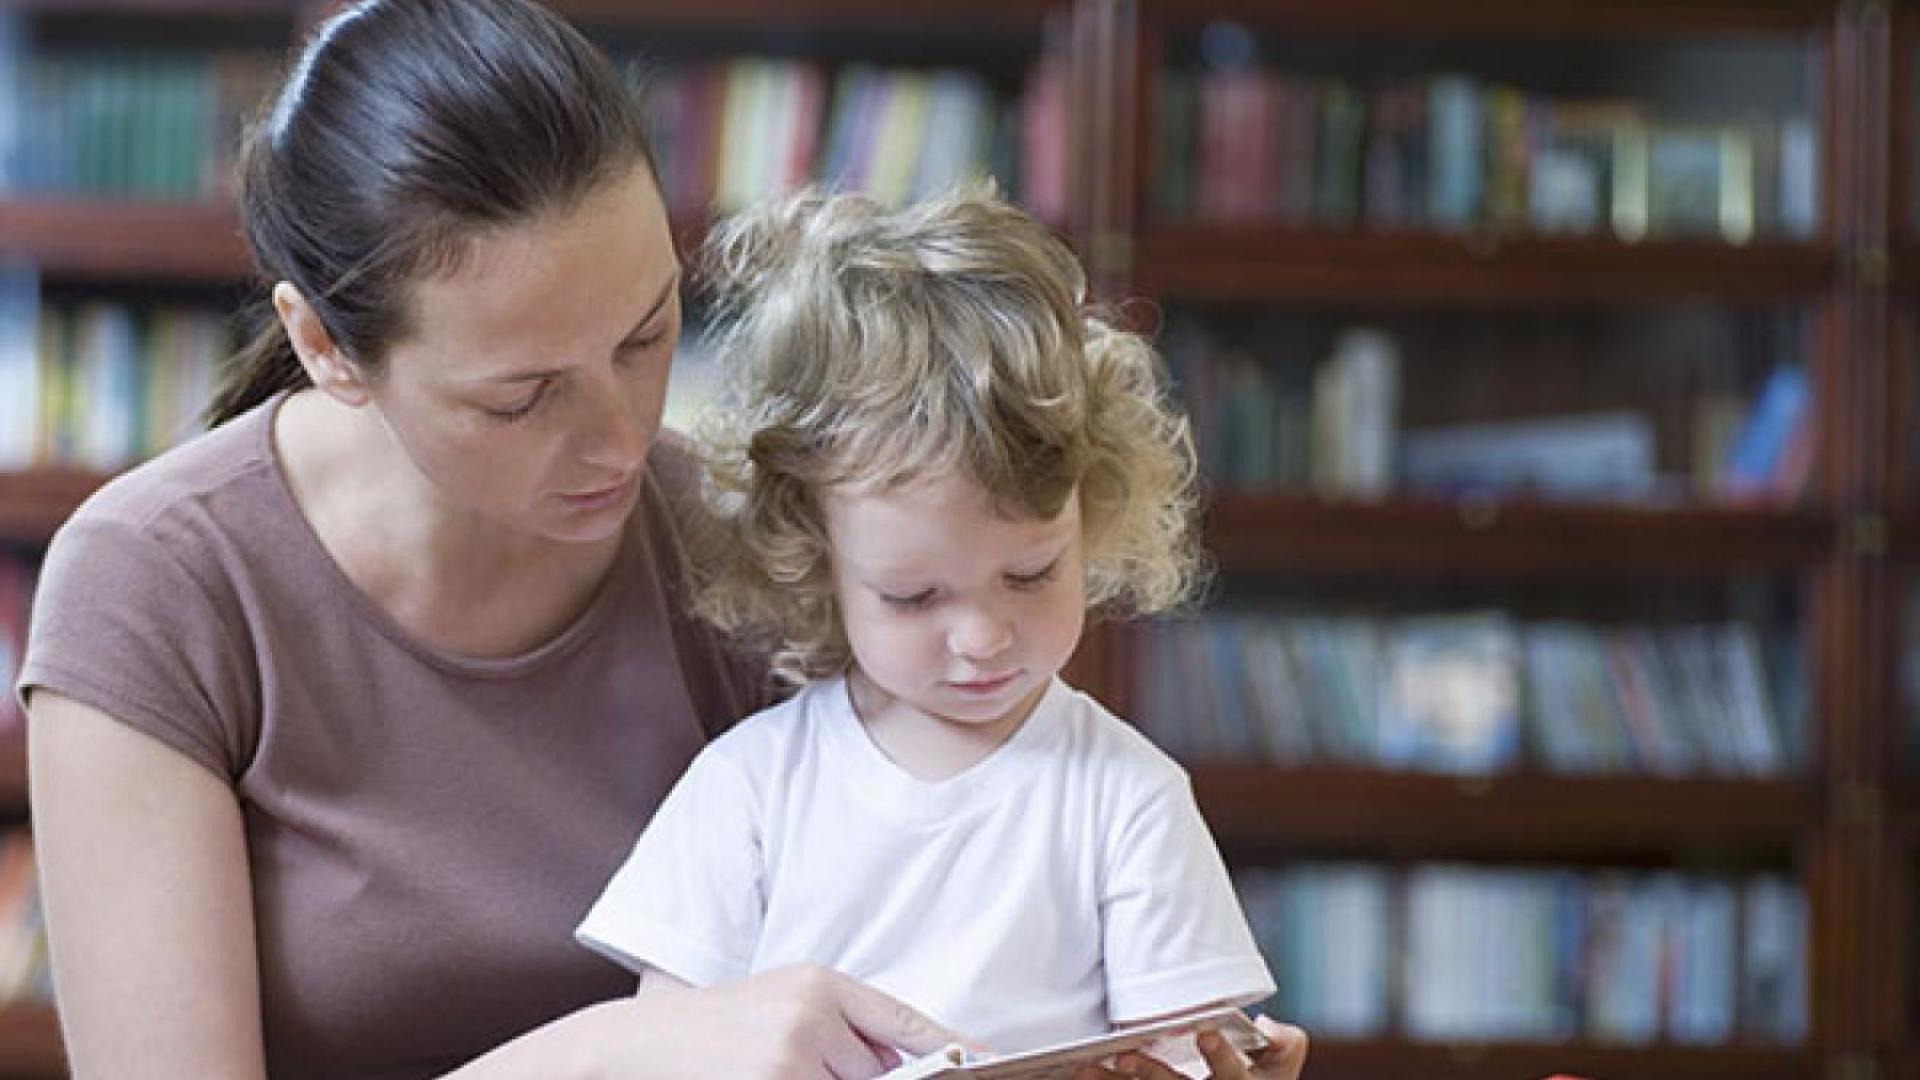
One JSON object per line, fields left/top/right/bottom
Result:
{"left": 617, "top": 332, "right": 666, "bottom": 357}
{"left": 486, "top": 383, "right": 548, "bottom": 422}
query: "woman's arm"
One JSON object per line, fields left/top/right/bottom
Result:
{"left": 29, "top": 692, "right": 267, "bottom": 1080}
{"left": 442, "top": 964, "right": 964, "bottom": 1080}
{"left": 32, "top": 691, "right": 963, "bottom": 1080}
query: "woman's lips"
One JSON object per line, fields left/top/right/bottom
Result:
{"left": 561, "top": 474, "right": 635, "bottom": 511}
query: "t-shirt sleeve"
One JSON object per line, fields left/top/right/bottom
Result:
{"left": 1099, "top": 773, "right": 1276, "bottom": 1023}
{"left": 17, "top": 515, "right": 256, "bottom": 780}
{"left": 574, "top": 743, "right": 765, "bottom": 987}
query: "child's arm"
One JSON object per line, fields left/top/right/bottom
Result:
{"left": 1096, "top": 770, "right": 1275, "bottom": 1025}
{"left": 634, "top": 966, "right": 692, "bottom": 996}
{"left": 1112, "top": 1000, "right": 1233, "bottom": 1031}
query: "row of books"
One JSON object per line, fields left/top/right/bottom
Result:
{"left": 1154, "top": 67, "right": 1819, "bottom": 241}
{"left": 0, "top": 558, "right": 28, "bottom": 733}
{"left": 1132, "top": 612, "right": 1807, "bottom": 777}
{"left": 0, "top": 23, "right": 278, "bottom": 201}
{"left": 0, "top": 267, "right": 226, "bottom": 471}
{"left": 1164, "top": 321, "right": 1813, "bottom": 504}
{"left": 631, "top": 56, "right": 1066, "bottom": 224}
{"left": 1241, "top": 863, "right": 1806, "bottom": 1046}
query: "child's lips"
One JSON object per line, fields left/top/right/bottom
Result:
{"left": 947, "top": 671, "right": 1021, "bottom": 694}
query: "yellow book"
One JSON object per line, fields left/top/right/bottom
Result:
{"left": 865, "top": 71, "right": 931, "bottom": 207}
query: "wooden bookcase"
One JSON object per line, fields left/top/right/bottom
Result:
{"left": 1, "top": 0, "right": 1913, "bottom": 1078}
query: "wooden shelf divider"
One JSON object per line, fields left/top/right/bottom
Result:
{"left": 0, "top": 200, "right": 250, "bottom": 284}
{"left": 1298, "top": 1037, "right": 1817, "bottom": 1080}
{"left": 1191, "top": 764, "right": 1815, "bottom": 862}
{"left": 0, "top": 471, "right": 113, "bottom": 548}
{"left": 1135, "top": 227, "right": 1839, "bottom": 305}
{"left": 1204, "top": 494, "right": 1834, "bottom": 576}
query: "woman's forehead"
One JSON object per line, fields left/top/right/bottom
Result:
{"left": 400, "top": 169, "right": 676, "bottom": 374}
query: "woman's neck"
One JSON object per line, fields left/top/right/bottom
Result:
{"left": 273, "top": 388, "right": 625, "bottom": 658}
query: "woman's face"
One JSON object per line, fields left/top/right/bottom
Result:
{"left": 367, "top": 165, "right": 680, "bottom": 545}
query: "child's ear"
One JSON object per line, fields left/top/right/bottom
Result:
{"left": 273, "top": 281, "right": 373, "bottom": 408}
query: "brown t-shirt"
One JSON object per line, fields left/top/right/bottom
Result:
{"left": 18, "top": 392, "right": 763, "bottom": 1078}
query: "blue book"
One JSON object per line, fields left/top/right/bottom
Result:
{"left": 1721, "top": 366, "right": 1809, "bottom": 498}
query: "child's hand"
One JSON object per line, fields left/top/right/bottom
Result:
{"left": 1071, "top": 1016, "right": 1308, "bottom": 1080}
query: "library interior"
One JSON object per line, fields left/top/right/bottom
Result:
{"left": 0, "top": 0, "right": 1913, "bottom": 1078}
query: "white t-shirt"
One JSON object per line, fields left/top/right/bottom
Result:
{"left": 576, "top": 676, "right": 1275, "bottom": 1053}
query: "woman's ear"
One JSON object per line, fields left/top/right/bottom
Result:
{"left": 272, "top": 282, "right": 372, "bottom": 407}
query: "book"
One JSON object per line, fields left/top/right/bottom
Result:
{"left": 1402, "top": 411, "right": 1655, "bottom": 501}
{"left": 1378, "top": 612, "right": 1522, "bottom": 775}
{"left": 881, "top": 1006, "right": 1267, "bottom": 1080}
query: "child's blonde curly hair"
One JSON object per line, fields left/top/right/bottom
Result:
{"left": 692, "top": 183, "right": 1202, "bottom": 682}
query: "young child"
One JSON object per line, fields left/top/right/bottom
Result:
{"left": 577, "top": 184, "right": 1290, "bottom": 1072}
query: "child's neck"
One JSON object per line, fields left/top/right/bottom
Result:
{"left": 846, "top": 668, "right": 1048, "bottom": 783}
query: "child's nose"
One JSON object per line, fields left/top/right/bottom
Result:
{"left": 949, "top": 607, "right": 1015, "bottom": 661}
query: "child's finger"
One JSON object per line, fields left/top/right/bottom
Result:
{"left": 1194, "top": 1027, "right": 1254, "bottom": 1077}
{"left": 1247, "top": 1017, "right": 1310, "bottom": 1079}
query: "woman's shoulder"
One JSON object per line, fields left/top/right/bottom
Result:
{"left": 66, "top": 400, "right": 278, "bottom": 543}
{"left": 641, "top": 428, "right": 702, "bottom": 500}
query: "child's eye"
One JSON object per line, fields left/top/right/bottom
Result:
{"left": 1006, "top": 561, "right": 1059, "bottom": 590}
{"left": 880, "top": 588, "right": 937, "bottom": 610}
{"left": 486, "top": 381, "right": 550, "bottom": 422}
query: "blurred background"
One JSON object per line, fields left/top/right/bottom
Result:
{"left": 0, "top": 1, "right": 1912, "bottom": 1077}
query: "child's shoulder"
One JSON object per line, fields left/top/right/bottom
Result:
{"left": 698, "top": 676, "right": 848, "bottom": 764}
{"left": 1051, "top": 680, "right": 1189, "bottom": 790}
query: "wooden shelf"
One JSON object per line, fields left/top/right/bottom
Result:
{"left": 1892, "top": 241, "right": 1920, "bottom": 296}
{"left": 553, "top": 0, "right": 1055, "bottom": 24}
{"left": 0, "top": 470, "right": 112, "bottom": 547}
{"left": 1888, "top": 512, "right": 1920, "bottom": 561}
{"left": 1204, "top": 493, "right": 1833, "bottom": 577}
{"left": 0, "top": 734, "right": 24, "bottom": 818}
{"left": 1134, "top": 227, "right": 1837, "bottom": 305}
{"left": 12, "top": 0, "right": 290, "bottom": 12}
{"left": 1300, "top": 1036, "right": 1816, "bottom": 1080}
{"left": 0, "top": 200, "right": 251, "bottom": 283}
{"left": 0, "top": 1004, "right": 62, "bottom": 1080}
{"left": 1191, "top": 765, "right": 1814, "bottom": 862}
{"left": 1139, "top": 0, "right": 1837, "bottom": 34}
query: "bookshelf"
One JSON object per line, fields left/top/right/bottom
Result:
{"left": 0, "top": 0, "right": 1914, "bottom": 1077}
{"left": 1100, "top": 0, "right": 1888, "bottom": 1076}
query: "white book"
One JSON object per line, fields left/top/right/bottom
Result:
{"left": 1670, "top": 878, "right": 1738, "bottom": 1044}
{"left": 882, "top": 1005, "right": 1266, "bottom": 1080}
{"left": 911, "top": 70, "right": 991, "bottom": 201}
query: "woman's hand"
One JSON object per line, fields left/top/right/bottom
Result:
{"left": 1072, "top": 1017, "right": 1308, "bottom": 1080}
{"left": 583, "top": 963, "right": 970, "bottom": 1080}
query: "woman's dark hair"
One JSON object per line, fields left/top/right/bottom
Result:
{"left": 207, "top": 0, "right": 656, "bottom": 426}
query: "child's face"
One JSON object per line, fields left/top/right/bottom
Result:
{"left": 823, "top": 472, "right": 1087, "bottom": 734}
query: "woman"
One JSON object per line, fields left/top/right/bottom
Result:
{"left": 18, "top": 1, "right": 1307, "bottom": 1077}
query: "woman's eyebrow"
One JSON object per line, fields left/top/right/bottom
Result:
{"left": 485, "top": 270, "right": 681, "bottom": 385}
{"left": 620, "top": 269, "right": 682, "bottom": 340}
